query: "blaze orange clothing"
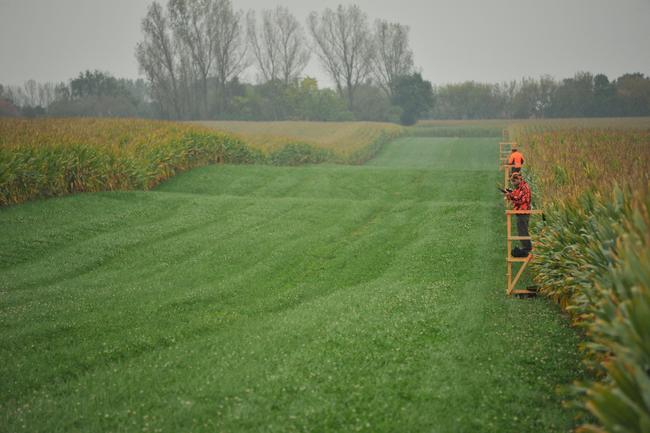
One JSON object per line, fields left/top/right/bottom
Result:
{"left": 506, "top": 180, "right": 531, "bottom": 210}
{"left": 508, "top": 151, "right": 525, "bottom": 168}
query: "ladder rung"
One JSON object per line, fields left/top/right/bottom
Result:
{"left": 508, "top": 236, "right": 531, "bottom": 240}
{"left": 507, "top": 256, "right": 532, "bottom": 262}
{"left": 506, "top": 210, "right": 544, "bottom": 215}
{"left": 511, "top": 290, "right": 537, "bottom": 296}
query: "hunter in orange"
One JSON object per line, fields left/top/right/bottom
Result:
{"left": 508, "top": 147, "right": 525, "bottom": 173}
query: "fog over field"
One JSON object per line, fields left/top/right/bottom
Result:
{"left": 1, "top": 0, "right": 649, "bottom": 86}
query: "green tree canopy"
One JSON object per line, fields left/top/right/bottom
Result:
{"left": 391, "top": 73, "right": 433, "bottom": 125}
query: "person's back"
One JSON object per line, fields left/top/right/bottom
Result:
{"left": 508, "top": 149, "right": 525, "bottom": 172}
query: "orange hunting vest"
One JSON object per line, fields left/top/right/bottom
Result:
{"left": 509, "top": 151, "right": 524, "bottom": 168}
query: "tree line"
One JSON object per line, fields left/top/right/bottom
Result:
{"left": 0, "top": 72, "right": 152, "bottom": 119}
{"left": 1, "top": 2, "right": 430, "bottom": 124}
{"left": 3, "top": 70, "right": 648, "bottom": 123}
{"left": 0, "top": 1, "right": 648, "bottom": 123}
{"left": 134, "top": 1, "right": 423, "bottom": 123}
{"left": 430, "top": 72, "right": 650, "bottom": 119}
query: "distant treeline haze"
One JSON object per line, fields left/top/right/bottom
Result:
{"left": 0, "top": 1, "right": 648, "bottom": 122}
{"left": 431, "top": 72, "right": 650, "bottom": 119}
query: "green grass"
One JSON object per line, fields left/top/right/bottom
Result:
{"left": 407, "top": 126, "right": 503, "bottom": 138}
{"left": 410, "top": 120, "right": 508, "bottom": 138}
{"left": 0, "top": 137, "right": 583, "bottom": 432}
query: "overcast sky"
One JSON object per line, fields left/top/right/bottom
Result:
{"left": 1, "top": 0, "right": 649, "bottom": 87}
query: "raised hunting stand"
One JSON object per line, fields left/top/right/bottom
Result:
{"left": 499, "top": 136, "right": 543, "bottom": 296}
{"left": 505, "top": 209, "right": 544, "bottom": 296}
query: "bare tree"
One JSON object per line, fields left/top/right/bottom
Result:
{"left": 247, "top": 10, "right": 277, "bottom": 83}
{"left": 373, "top": 20, "right": 414, "bottom": 97}
{"left": 2, "top": 85, "right": 26, "bottom": 107}
{"left": 2, "top": 82, "right": 57, "bottom": 109}
{"left": 168, "top": 0, "right": 216, "bottom": 118}
{"left": 24, "top": 80, "right": 38, "bottom": 107}
{"left": 212, "top": 0, "right": 248, "bottom": 114}
{"left": 308, "top": 5, "right": 374, "bottom": 111}
{"left": 41, "top": 83, "right": 58, "bottom": 108}
{"left": 136, "top": 1, "right": 182, "bottom": 119}
{"left": 176, "top": 48, "right": 199, "bottom": 118}
{"left": 248, "top": 7, "right": 310, "bottom": 85}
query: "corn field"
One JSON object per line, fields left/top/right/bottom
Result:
{"left": 511, "top": 121, "right": 650, "bottom": 433}
{"left": 0, "top": 119, "right": 403, "bottom": 207}
{"left": 0, "top": 118, "right": 259, "bottom": 206}
{"left": 193, "top": 121, "right": 405, "bottom": 164}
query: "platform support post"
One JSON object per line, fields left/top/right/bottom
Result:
{"left": 506, "top": 212, "right": 512, "bottom": 293}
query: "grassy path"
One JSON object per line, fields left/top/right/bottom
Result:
{"left": 0, "top": 137, "right": 583, "bottom": 432}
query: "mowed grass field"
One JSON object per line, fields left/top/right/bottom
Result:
{"left": 0, "top": 137, "right": 583, "bottom": 432}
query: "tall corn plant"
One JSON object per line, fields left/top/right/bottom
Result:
{"left": 513, "top": 121, "right": 650, "bottom": 433}
{"left": 577, "top": 194, "right": 650, "bottom": 433}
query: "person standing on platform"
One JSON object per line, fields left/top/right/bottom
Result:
{"left": 508, "top": 147, "right": 525, "bottom": 174}
{"left": 506, "top": 172, "right": 532, "bottom": 257}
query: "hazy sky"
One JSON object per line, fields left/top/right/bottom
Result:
{"left": 1, "top": 0, "right": 649, "bottom": 87}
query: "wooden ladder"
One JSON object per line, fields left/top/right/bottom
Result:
{"left": 499, "top": 141, "right": 516, "bottom": 168}
{"left": 506, "top": 209, "right": 544, "bottom": 296}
